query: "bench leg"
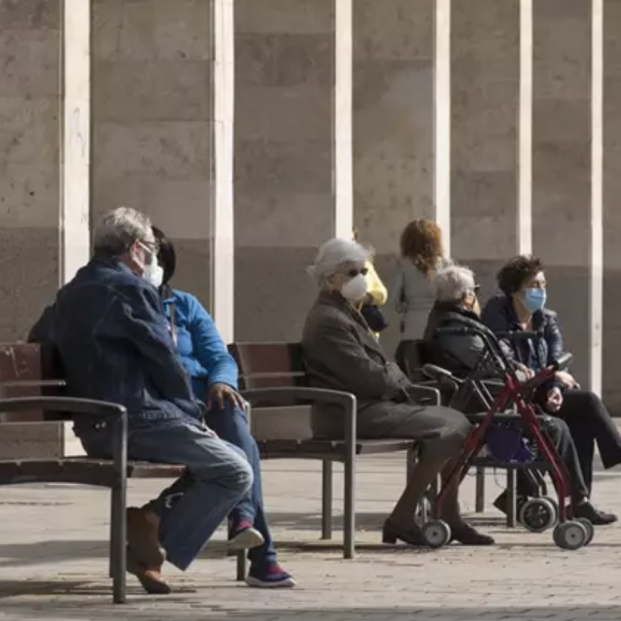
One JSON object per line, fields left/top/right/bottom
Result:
{"left": 506, "top": 468, "right": 517, "bottom": 528}
{"left": 475, "top": 466, "right": 485, "bottom": 513}
{"left": 343, "top": 455, "right": 355, "bottom": 559}
{"left": 236, "top": 551, "right": 247, "bottom": 581}
{"left": 321, "top": 460, "right": 333, "bottom": 540}
{"left": 111, "top": 484, "right": 127, "bottom": 603}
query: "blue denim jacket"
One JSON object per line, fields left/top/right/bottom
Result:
{"left": 29, "top": 257, "right": 203, "bottom": 436}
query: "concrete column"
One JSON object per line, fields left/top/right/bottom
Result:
{"left": 234, "top": 0, "right": 339, "bottom": 341}
{"left": 352, "top": 0, "right": 435, "bottom": 353}
{"left": 91, "top": 0, "right": 219, "bottom": 312}
{"left": 532, "top": 0, "right": 592, "bottom": 385}
{"left": 603, "top": 0, "right": 621, "bottom": 411}
{"left": 450, "top": 0, "right": 520, "bottom": 294}
{"left": 61, "top": 0, "right": 91, "bottom": 283}
{"left": 0, "top": 0, "right": 62, "bottom": 339}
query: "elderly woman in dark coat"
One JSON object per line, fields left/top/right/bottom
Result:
{"left": 482, "top": 255, "right": 621, "bottom": 524}
{"left": 301, "top": 238, "right": 493, "bottom": 547}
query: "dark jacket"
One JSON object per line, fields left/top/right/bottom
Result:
{"left": 28, "top": 257, "right": 203, "bottom": 437}
{"left": 423, "top": 302, "right": 489, "bottom": 375}
{"left": 481, "top": 293, "right": 565, "bottom": 391}
{"left": 302, "top": 290, "right": 413, "bottom": 438}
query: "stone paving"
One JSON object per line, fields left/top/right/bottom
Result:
{"left": 1, "top": 454, "right": 621, "bottom": 621}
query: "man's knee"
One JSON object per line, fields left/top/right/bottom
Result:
{"left": 194, "top": 439, "right": 254, "bottom": 495}
{"left": 428, "top": 408, "right": 472, "bottom": 460}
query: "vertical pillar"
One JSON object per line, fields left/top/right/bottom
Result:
{"left": 532, "top": 0, "right": 592, "bottom": 384}
{"left": 435, "top": 0, "right": 452, "bottom": 252}
{"left": 450, "top": 0, "right": 520, "bottom": 294}
{"left": 603, "top": 0, "right": 621, "bottom": 411}
{"left": 91, "top": 0, "right": 218, "bottom": 313}
{"left": 234, "top": 0, "right": 338, "bottom": 341}
{"left": 61, "top": 0, "right": 91, "bottom": 283}
{"left": 518, "top": 0, "right": 533, "bottom": 255}
{"left": 352, "top": 0, "right": 435, "bottom": 353}
{"left": 0, "top": 0, "right": 62, "bottom": 338}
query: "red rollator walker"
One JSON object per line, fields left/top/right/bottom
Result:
{"left": 418, "top": 323, "right": 594, "bottom": 551}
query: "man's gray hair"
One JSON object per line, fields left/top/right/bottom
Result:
{"left": 433, "top": 265, "right": 477, "bottom": 302}
{"left": 93, "top": 207, "right": 152, "bottom": 256}
{"left": 307, "top": 237, "right": 372, "bottom": 284}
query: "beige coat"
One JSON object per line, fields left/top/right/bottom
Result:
{"left": 302, "top": 290, "right": 416, "bottom": 439}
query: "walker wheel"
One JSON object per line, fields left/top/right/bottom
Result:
{"left": 553, "top": 520, "right": 587, "bottom": 550}
{"left": 541, "top": 496, "right": 560, "bottom": 517}
{"left": 574, "top": 517, "right": 594, "bottom": 546}
{"left": 519, "top": 498, "right": 558, "bottom": 533}
{"left": 414, "top": 496, "right": 432, "bottom": 528}
{"left": 422, "top": 520, "right": 452, "bottom": 549}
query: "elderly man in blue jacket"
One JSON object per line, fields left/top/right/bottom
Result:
{"left": 29, "top": 207, "right": 259, "bottom": 594}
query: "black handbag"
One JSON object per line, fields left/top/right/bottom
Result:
{"left": 361, "top": 303, "right": 388, "bottom": 333}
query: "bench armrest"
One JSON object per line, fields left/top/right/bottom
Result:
{"left": 240, "top": 386, "right": 357, "bottom": 456}
{"left": 0, "top": 379, "right": 66, "bottom": 388}
{"left": 405, "top": 383, "right": 441, "bottom": 406}
{"left": 0, "top": 396, "right": 127, "bottom": 422}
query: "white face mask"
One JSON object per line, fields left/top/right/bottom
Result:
{"left": 341, "top": 274, "right": 368, "bottom": 302}
{"left": 145, "top": 262, "right": 164, "bottom": 289}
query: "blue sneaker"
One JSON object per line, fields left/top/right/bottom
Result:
{"left": 245, "top": 563, "right": 297, "bottom": 588}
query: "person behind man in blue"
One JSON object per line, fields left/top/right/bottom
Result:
{"left": 28, "top": 208, "right": 265, "bottom": 594}
{"left": 150, "top": 225, "right": 295, "bottom": 588}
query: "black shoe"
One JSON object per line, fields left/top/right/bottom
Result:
{"left": 448, "top": 522, "right": 495, "bottom": 546}
{"left": 574, "top": 502, "right": 618, "bottom": 526}
{"left": 382, "top": 519, "right": 426, "bottom": 546}
{"left": 492, "top": 491, "right": 528, "bottom": 517}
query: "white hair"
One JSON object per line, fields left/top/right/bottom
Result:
{"left": 93, "top": 207, "right": 152, "bottom": 256}
{"left": 433, "top": 265, "right": 477, "bottom": 302}
{"left": 308, "top": 238, "right": 372, "bottom": 284}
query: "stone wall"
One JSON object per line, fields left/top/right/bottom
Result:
{"left": 2, "top": 0, "right": 621, "bottom": 414}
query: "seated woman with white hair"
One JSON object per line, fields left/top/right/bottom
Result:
{"left": 301, "top": 238, "right": 494, "bottom": 547}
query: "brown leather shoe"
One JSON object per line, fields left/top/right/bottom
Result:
{"left": 127, "top": 547, "right": 172, "bottom": 595}
{"left": 127, "top": 506, "right": 166, "bottom": 568}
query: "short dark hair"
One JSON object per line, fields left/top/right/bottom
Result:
{"left": 497, "top": 255, "right": 544, "bottom": 295}
{"left": 152, "top": 226, "right": 176, "bottom": 286}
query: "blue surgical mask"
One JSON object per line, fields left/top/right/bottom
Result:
{"left": 522, "top": 288, "right": 547, "bottom": 313}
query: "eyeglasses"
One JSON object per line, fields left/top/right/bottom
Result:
{"left": 138, "top": 240, "right": 160, "bottom": 255}
{"left": 346, "top": 267, "right": 368, "bottom": 278}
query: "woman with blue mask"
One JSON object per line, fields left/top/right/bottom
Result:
{"left": 482, "top": 255, "right": 621, "bottom": 526}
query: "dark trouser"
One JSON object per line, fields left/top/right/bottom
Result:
{"left": 204, "top": 402, "right": 277, "bottom": 567}
{"left": 516, "top": 415, "right": 589, "bottom": 504}
{"left": 553, "top": 390, "right": 621, "bottom": 493}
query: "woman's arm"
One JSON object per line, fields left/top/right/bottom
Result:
{"left": 186, "top": 295, "right": 239, "bottom": 390}
{"left": 545, "top": 312, "right": 564, "bottom": 365}
{"left": 364, "top": 260, "right": 388, "bottom": 307}
{"left": 389, "top": 261, "right": 406, "bottom": 315}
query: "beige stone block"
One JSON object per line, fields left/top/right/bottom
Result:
{"left": 92, "top": 0, "right": 212, "bottom": 61}
{"left": 0, "top": 0, "right": 60, "bottom": 29}
{"left": 533, "top": 4, "right": 591, "bottom": 101}
{"left": 0, "top": 422, "right": 63, "bottom": 459}
{"left": 451, "top": 0, "right": 519, "bottom": 35}
{"left": 0, "top": 162, "right": 59, "bottom": 228}
{"left": 0, "top": 96, "right": 59, "bottom": 165}
{"left": 235, "top": 0, "right": 334, "bottom": 34}
{"left": 92, "top": 177, "right": 212, "bottom": 240}
{"left": 353, "top": 0, "right": 433, "bottom": 61}
{"left": 235, "top": 192, "right": 334, "bottom": 249}
{"left": 0, "top": 29, "right": 60, "bottom": 96}
{"left": 353, "top": 60, "right": 432, "bottom": 135}
{"left": 451, "top": 214, "right": 518, "bottom": 261}
{"left": 235, "top": 139, "right": 332, "bottom": 194}
{"left": 93, "top": 60, "right": 212, "bottom": 122}
{"left": 236, "top": 33, "right": 333, "bottom": 88}
{"left": 234, "top": 86, "right": 331, "bottom": 142}
{"left": 0, "top": 228, "right": 59, "bottom": 340}
{"left": 532, "top": 99, "right": 590, "bottom": 143}
{"left": 93, "top": 121, "right": 211, "bottom": 179}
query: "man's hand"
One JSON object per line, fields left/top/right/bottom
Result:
{"left": 515, "top": 363, "right": 535, "bottom": 380}
{"left": 546, "top": 387, "right": 564, "bottom": 413}
{"left": 208, "top": 382, "right": 246, "bottom": 411}
{"left": 555, "top": 370, "right": 577, "bottom": 389}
